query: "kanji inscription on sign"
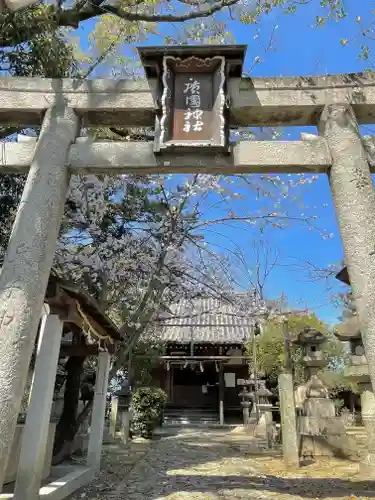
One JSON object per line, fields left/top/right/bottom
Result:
{"left": 159, "top": 55, "right": 226, "bottom": 149}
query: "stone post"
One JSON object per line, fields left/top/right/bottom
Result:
{"left": 120, "top": 408, "right": 131, "bottom": 444}
{"left": 13, "top": 312, "right": 63, "bottom": 500}
{"left": 319, "top": 104, "right": 375, "bottom": 397}
{"left": 0, "top": 106, "right": 79, "bottom": 488}
{"left": 359, "top": 384, "right": 375, "bottom": 475}
{"left": 278, "top": 372, "right": 299, "bottom": 468}
{"left": 87, "top": 352, "right": 111, "bottom": 470}
{"left": 114, "top": 380, "right": 132, "bottom": 444}
{"left": 109, "top": 397, "right": 119, "bottom": 439}
{"left": 218, "top": 364, "right": 225, "bottom": 426}
{"left": 278, "top": 319, "right": 299, "bottom": 467}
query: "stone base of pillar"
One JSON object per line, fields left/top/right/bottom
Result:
{"left": 255, "top": 412, "right": 273, "bottom": 443}
{"left": 242, "top": 406, "right": 250, "bottom": 427}
{"left": 299, "top": 433, "right": 335, "bottom": 459}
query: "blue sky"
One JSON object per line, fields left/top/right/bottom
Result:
{"left": 75, "top": 0, "right": 375, "bottom": 324}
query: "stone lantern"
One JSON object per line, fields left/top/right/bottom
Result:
{"left": 335, "top": 315, "right": 375, "bottom": 475}
{"left": 114, "top": 380, "right": 132, "bottom": 443}
{"left": 294, "top": 327, "right": 326, "bottom": 376}
{"left": 239, "top": 387, "right": 252, "bottom": 427}
{"left": 292, "top": 328, "right": 331, "bottom": 407}
{"left": 238, "top": 373, "right": 260, "bottom": 427}
{"left": 257, "top": 380, "right": 273, "bottom": 411}
{"left": 335, "top": 316, "right": 367, "bottom": 373}
{"left": 255, "top": 380, "right": 274, "bottom": 447}
{"left": 115, "top": 380, "right": 131, "bottom": 410}
{"left": 292, "top": 327, "right": 335, "bottom": 459}
{"left": 138, "top": 45, "right": 246, "bottom": 154}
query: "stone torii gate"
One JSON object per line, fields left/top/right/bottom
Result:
{"left": 1, "top": 43, "right": 375, "bottom": 485}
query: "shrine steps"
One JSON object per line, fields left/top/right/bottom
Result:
{"left": 162, "top": 407, "right": 220, "bottom": 427}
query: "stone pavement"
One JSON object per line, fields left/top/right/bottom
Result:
{"left": 70, "top": 428, "right": 375, "bottom": 499}
{"left": 106, "top": 429, "right": 302, "bottom": 500}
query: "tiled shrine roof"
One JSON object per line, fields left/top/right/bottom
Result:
{"left": 155, "top": 297, "right": 259, "bottom": 344}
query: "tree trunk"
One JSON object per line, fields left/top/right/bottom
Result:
{"left": 52, "top": 356, "right": 85, "bottom": 464}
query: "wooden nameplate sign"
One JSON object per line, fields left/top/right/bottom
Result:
{"left": 138, "top": 45, "right": 247, "bottom": 154}
{"left": 159, "top": 55, "right": 226, "bottom": 151}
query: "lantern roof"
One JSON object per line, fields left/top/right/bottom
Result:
{"left": 334, "top": 315, "right": 361, "bottom": 341}
{"left": 292, "top": 327, "right": 326, "bottom": 345}
{"left": 257, "top": 382, "right": 272, "bottom": 397}
{"left": 138, "top": 44, "right": 247, "bottom": 79}
{"left": 114, "top": 380, "right": 131, "bottom": 398}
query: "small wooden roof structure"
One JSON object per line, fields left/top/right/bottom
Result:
{"left": 138, "top": 44, "right": 247, "bottom": 79}
{"left": 45, "top": 270, "right": 122, "bottom": 356}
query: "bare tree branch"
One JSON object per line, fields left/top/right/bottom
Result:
{"left": 1, "top": 0, "right": 239, "bottom": 46}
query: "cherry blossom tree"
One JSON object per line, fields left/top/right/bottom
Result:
{"left": 54, "top": 148, "right": 322, "bottom": 369}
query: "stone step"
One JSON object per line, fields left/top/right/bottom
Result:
{"left": 163, "top": 407, "right": 220, "bottom": 426}
{"left": 345, "top": 428, "right": 367, "bottom": 436}
{"left": 163, "top": 416, "right": 219, "bottom": 426}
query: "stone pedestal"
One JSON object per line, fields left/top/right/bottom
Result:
{"left": 336, "top": 322, "right": 375, "bottom": 476}
{"left": 304, "top": 397, "right": 335, "bottom": 419}
{"left": 256, "top": 410, "right": 273, "bottom": 447}
{"left": 298, "top": 376, "right": 336, "bottom": 459}
{"left": 120, "top": 409, "right": 131, "bottom": 444}
{"left": 255, "top": 381, "right": 273, "bottom": 446}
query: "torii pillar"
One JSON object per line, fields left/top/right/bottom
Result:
{"left": 0, "top": 105, "right": 79, "bottom": 488}
{"left": 320, "top": 104, "right": 375, "bottom": 402}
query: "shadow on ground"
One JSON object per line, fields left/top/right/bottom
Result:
{"left": 115, "top": 430, "right": 375, "bottom": 499}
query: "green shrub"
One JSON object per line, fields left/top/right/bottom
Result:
{"left": 131, "top": 387, "right": 167, "bottom": 439}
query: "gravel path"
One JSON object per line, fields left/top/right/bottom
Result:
{"left": 70, "top": 428, "right": 375, "bottom": 500}
{"left": 107, "top": 429, "right": 301, "bottom": 500}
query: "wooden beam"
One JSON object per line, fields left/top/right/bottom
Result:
{"left": 0, "top": 139, "right": 332, "bottom": 175}
{"left": 60, "top": 344, "right": 99, "bottom": 357}
{"left": 47, "top": 293, "right": 117, "bottom": 345}
{"left": 1, "top": 73, "right": 375, "bottom": 127}
{"left": 60, "top": 343, "right": 116, "bottom": 357}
